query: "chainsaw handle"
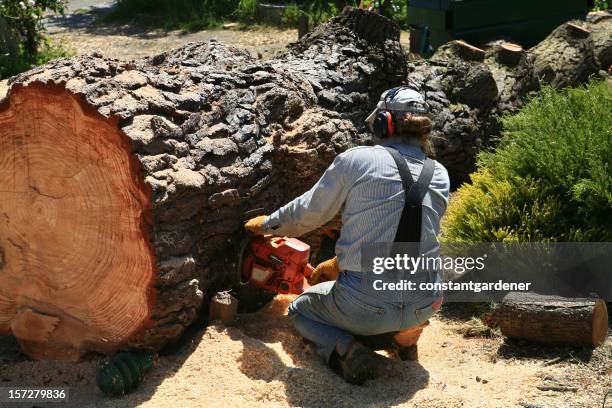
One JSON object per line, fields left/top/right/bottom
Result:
{"left": 304, "top": 263, "right": 315, "bottom": 278}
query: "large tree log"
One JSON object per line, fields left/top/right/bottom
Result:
{"left": 495, "top": 292, "right": 609, "bottom": 347}
{"left": 0, "top": 8, "right": 404, "bottom": 360}
{"left": 531, "top": 21, "right": 599, "bottom": 88}
{"left": 406, "top": 41, "right": 506, "bottom": 184}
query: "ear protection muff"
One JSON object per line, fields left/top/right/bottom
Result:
{"left": 373, "top": 86, "right": 407, "bottom": 139}
{"left": 373, "top": 111, "right": 394, "bottom": 139}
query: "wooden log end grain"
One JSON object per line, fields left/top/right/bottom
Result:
{"left": 498, "top": 42, "right": 524, "bottom": 67}
{"left": 0, "top": 83, "right": 157, "bottom": 360}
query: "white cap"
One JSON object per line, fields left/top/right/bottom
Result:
{"left": 365, "top": 87, "right": 429, "bottom": 125}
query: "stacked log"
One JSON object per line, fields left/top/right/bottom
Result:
{"left": 406, "top": 50, "right": 494, "bottom": 184}
{"left": 406, "top": 39, "right": 541, "bottom": 184}
{"left": 405, "top": 19, "right": 608, "bottom": 183}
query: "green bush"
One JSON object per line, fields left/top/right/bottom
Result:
{"left": 282, "top": 3, "right": 303, "bottom": 27}
{"left": 442, "top": 81, "right": 612, "bottom": 242}
{"left": 0, "top": 0, "right": 65, "bottom": 56}
{"left": 106, "top": 1, "right": 409, "bottom": 30}
{"left": 593, "top": 0, "right": 608, "bottom": 11}
{"left": 235, "top": 0, "right": 259, "bottom": 23}
{"left": 0, "top": 40, "right": 71, "bottom": 80}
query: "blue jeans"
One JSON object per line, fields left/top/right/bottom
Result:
{"left": 288, "top": 270, "right": 440, "bottom": 363}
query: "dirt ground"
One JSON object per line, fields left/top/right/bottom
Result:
{"left": 1, "top": 295, "right": 610, "bottom": 408}
{"left": 43, "top": 5, "right": 410, "bottom": 61}
{"left": 42, "top": 5, "right": 302, "bottom": 61}
{"left": 46, "top": 16, "right": 299, "bottom": 61}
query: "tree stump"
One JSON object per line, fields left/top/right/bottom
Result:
{"left": 498, "top": 43, "right": 524, "bottom": 67}
{"left": 0, "top": 8, "right": 405, "bottom": 360}
{"left": 495, "top": 292, "right": 609, "bottom": 347}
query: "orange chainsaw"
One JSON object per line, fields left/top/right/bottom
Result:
{"left": 239, "top": 234, "right": 315, "bottom": 295}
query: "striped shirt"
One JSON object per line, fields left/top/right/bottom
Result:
{"left": 263, "top": 138, "right": 451, "bottom": 272}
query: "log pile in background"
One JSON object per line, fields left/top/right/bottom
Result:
{"left": 407, "top": 17, "right": 610, "bottom": 183}
{"left": 0, "top": 7, "right": 610, "bottom": 360}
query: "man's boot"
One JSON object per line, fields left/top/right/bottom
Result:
{"left": 391, "top": 321, "right": 429, "bottom": 361}
{"left": 333, "top": 341, "right": 381, "bottom": 385}
{"left": 356, "top": 321, "right": 428, "bottom": 362}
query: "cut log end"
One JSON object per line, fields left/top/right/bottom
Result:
{"left": 567, "top": 22, "right": 591, "bottom": 39}
{"left": 592, "top": 299, "right": 609, "bottom": 347}
{"left": 0, "top": 84, "right": 156, "bottom": 360}
{"left": 498, "top": 42, "right": 524, "bottom": 67}
{"left": 433, "top": 40, "right": 486, "bottom": 63}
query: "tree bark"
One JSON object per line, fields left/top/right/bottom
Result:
{"left": 0, "top": 8, "right": 405, "bottom": 360}
{"left": 495, "top": 292, "right": 609, "bottom": 347}
{"left": 588, "top": 14, "right": 612, "bottom": 71}
{"left": 531, "top": 21, "right": 599, "bottom": 88}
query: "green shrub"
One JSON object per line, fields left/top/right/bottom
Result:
{"left": 1, "top": 0, "right": 65, "bottom": 56}
{"left": 107, "top": 0, "right": 240, "bottom": 30}
{"left": 593, "top": 0, "right": 608, "bottom": 11}
{"left": 443, "top": 81, "right": 612, "bottom": 242}
{"left": 0, "top": 40, "right": 71, "bottom": 79}
{"left": 235, "top": 0, "right": 259, "bottom": 23}
{"left": 282, "top": 3, "right": 302, "bottom": 27}
{"left": 106, "top": 1, "right": 409, "bottom": 30}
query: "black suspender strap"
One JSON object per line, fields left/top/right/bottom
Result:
{"left": 384, "top": 147, "right": 435, "bottom": 251}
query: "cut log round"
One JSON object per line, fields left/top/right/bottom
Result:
{"left": 495, "top": 292, "right": 609, "bottom": 347}
{"left": 0, "top": 8, "right": 405, "bottom": 360}
{"left": 0, "top": 84, "right": 156, "bottom": 360}
{"left": 566, "top": 22, "right": 591, "bottom": 39}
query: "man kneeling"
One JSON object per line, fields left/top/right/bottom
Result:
{"left": 245, "top": 88, "right": 449, "bottom": 384}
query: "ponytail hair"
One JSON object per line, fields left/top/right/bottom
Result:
{"left": 394, "top": 113, "right": 434, "bottom": 156}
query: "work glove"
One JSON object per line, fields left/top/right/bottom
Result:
{"left": 244, "top": 215, "right": 268, "bottom": 235}
{"left": 308, "top": 257, "right": 340, "bottom": 285}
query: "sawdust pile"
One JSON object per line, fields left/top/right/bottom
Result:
{"left": 1, "top": 295, "right": 610, "bottom": 407}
